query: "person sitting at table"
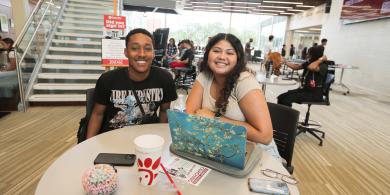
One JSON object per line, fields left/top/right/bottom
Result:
{"left": 277, "top": 46, "right": 327, "bottom": 107}
{"left": 185, "top": 33, "right": 281, "bottom": 161}
{"left": 163, "top": 38, "right": 178, "bottom": 65}
{"left": 169, "top": 39, "right": 194, "bottom": 69}
{"left": 0, "top": 38, "right": 16, "bottom": 72}
{"left": 86, "top": 28, "right": 178, "bottom": 139}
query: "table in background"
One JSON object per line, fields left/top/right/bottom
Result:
{"left": 258, "top": 77, "right": 297, "bottom": 94}
{"left": 329, "top": 64, "right": 359, "bottom": 95}
{"left": 35, "top": 124, "right": 299, "bottom": 195}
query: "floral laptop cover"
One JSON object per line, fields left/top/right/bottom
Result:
{"left": 167, "top": 109, "right": 247, "bottom": 169}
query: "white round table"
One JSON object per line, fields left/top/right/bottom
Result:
{"left": 35, "top": 124, "right": 299, "bottom": 195}
{"left": 258, "top": 78, "right": 297, "bottom": 94}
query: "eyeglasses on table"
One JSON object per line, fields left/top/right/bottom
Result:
{"left": 261, "top": 169, "right": 298, "bottom": 185}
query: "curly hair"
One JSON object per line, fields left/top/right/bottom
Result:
{"left": 200, "top": 33, "right": 248, "bottom": 114}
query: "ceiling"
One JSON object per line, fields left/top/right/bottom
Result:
{"left": 181, "top": 0, "right": 327, "bottom": 16}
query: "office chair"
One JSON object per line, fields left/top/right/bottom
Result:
{"left": 267, "top": 102, "right": 300, "bottom": 174}
{"left": 296, "top": 73, "right": 335, "bottom": 146}
{"left": 172, "top": 55, "right": 196, "bottom": 94}
{"left": 252, "top": 50, "right": 262, "bottom": 63}
{"left": 77, "top": 88, "right": 95, "bottom": 143}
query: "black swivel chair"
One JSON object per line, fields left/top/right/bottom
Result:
{"left": 267, "top": 102, "right": 300, "bottom": 174}
{"left": 252, "top": 50, "right": 262, "bottom": 63}
{"left": 296, "top": 73, "right": 335, "bottom": 146}
{"left": 173, "top": 55, "right": 196, "bottom": 94}
{"left": 77, "top": 88, "right": 95, "bottom": 143}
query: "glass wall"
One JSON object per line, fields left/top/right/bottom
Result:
{"left": 122, "top": 10, "right": 287, "bottom": 54}
{"left": 259, "top": 16, "right": 288, "bottom": 57}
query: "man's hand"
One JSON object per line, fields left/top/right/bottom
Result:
{"left": 195, "top": 108, "right": 215, "bottom": 119}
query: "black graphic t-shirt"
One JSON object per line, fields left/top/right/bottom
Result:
{"left": 94, "top": 66, "right": 177, "bottom": 132}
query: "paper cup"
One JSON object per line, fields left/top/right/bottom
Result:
{"left": 134, "top": 134, "right": 165, "bottom": 186}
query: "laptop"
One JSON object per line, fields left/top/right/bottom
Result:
{"left": 167, "top": 109, "right": 254, "bottom": 169}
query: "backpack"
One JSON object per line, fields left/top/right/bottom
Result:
{"left": 77, "top": 117, "right": 88, "bottom": 143}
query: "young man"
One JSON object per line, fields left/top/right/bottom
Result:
{"left": 86, "top": 28, "right": 178, "bottom": 139}
{"left": 321, "top": 38, "right": 327, "bottom": 47}
{"left": 264, "top": 35, "right": 274, "bottom": 56}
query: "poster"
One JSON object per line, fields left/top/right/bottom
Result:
{"left": 101, "top": 39, "right": 128, "bottom": 67}
{"left": 341, "top": 0, "right": 390, "bottom": 21}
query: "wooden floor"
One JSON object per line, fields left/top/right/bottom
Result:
{"left": 1, "top": 80, "right": 390, "bottom": 194}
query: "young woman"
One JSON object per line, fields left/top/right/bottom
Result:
{"left": 164, "top": 38, "right": 178, "bottom": 64}
{"left": 186, "top": 33, "right": 281, "bottom": 160}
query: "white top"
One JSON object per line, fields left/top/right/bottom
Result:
{"left": 264, "top": 41, "right": 274, "bottom": 56}
{"left": 196, "top": 71, "right": 262, "bottom": 121}
{"left": 35, "top": 124, "right": 299, "bottom": 195}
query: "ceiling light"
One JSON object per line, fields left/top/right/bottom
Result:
{"left": 222, "top": 8, "right": 251, "bottom": 12}
{"left": 194, "top": 8, "right": 221, "bottom": 11}
{"left": 297, "top": 5, "right": 315, "bottom": 8}
{"left": 255, "top": 13, "right": 277, "bottom": 15}
{"left": 225, "top": 1, "right": 262, "bottom": 5}
{"left": 257, "top": 9, "right": 285, "bottom": 12}
{"left": 259, "top": 5, "right": 293, "bottom": 9}
{"left": 224, "top": 5, "right": 254, "bottom": 9}
{"left": 295, "top": 30, "right": 310, "bottom": 33}
{"left": 288, "top": 9, "right": 305, "bottom": 12}
{"left": 309, "top": 28, "right": 322, "bottom": 31}
{"left": 263, "top": 1, "right": 303, "bottom": 5}
{"left": 192, "top": 2, "right": 223, "bottom": 5}
{"left": 193, "top": 5, "right": 222, "bottom": 9}
{"left": 280, "top": 12, "right": 294, "bottom": 15}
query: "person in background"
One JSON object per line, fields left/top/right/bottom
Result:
{"left": 245, "top": 38, "right": 254, "bottom": 63}
{"left": 262, "top": 35, "right": 275, "bottom": 74}
{"left": 186, "top": 33, "right": 281, "bottom": 161}
{"left": 169, "top": 39, "right": 194, "bottom": 69}
{"left": 277, "top": 46, "right": 327, "bottom": 107}
{"left": 281, "top": 44, "right": 286, "bottom": 57}
{"left": 301, "top": 47, "right": 308, "bottom": 60}
{"left": 164, "top": 38, "right": 178, "bottom": 65}
{"left": 313, "top": 43, "right": 318, "bottom": 47}
{"left": 0, "top": 38, "right": 16, "bottom": 71}
{"left": 86, "top": 28, "right": 177, "bottom": 139}
{"left": 321, "top": 38, "right": 327, "bottom": 47}
{"left": 264, "top": 35, "right": 274, "bottom": 57}
{"left": 289, "top": 44, "right": 295, "bottom": 59}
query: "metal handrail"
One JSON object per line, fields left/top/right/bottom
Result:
{"left": 13, "top": 0, "right": 44, "bottom": 47}
{"left": 23, "top": 0, "right": 69, "bottom": 101}
{"left": 13, "top": 0, "right": 67, "bottom": 111}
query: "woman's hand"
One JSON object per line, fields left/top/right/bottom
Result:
{"left": 195, "top": 108, "right": 215, "bottom": 119}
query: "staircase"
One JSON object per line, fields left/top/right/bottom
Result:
{"left": 28, "top": 0, "right": 114, "bottom": 102}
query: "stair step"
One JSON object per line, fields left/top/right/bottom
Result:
{"left": 55, "top": 32, "right": 102, "bottom": 39}
{"left": 65, "top": 7, "right": 113, "bottom": 15}
{"left": 60, "top": 19, "right": 103, "bottom": 26}
{"left": 67, "top": 3, "right": 112, "bottom": 10}
{"left": 34, "top": 83, "right": 96, "bottom": 90}
{"left": 29, "top": 94, "right": 86, "bottom": 102}
{"left": 42, "top": 63, "right": 105, "bottom": 70}
{"left": 62, "top": 13, "right": 103, "bottom": 20}
{"left": 51, "top": 39, "right": 102, "bottom": 45}
{"left": 49, "top": 47, "right": 101, "bottom": 53}
{"left": 38, "top": 73, "right": 101, "bottom": 80}
{"left": 46, "top": 55, "right": 101, "bottom": 61}
{"left": 58, "top": 25, "right": 103, "bottom": 32}
{"left": 68, "top": 0, "right": 113, "bottom": 5}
